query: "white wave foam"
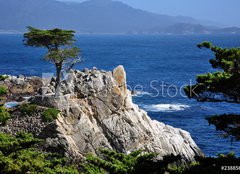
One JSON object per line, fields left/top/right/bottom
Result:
{"left": 132, "top": 91, "right": 152, "bottom": 96}
{"left": 142, "top": 104, "right": 190, "bottom": 112}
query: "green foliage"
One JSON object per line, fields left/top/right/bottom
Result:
{"left": 23, "top": 26, "right": 76, "bottom": 50}
{"left": 185, "top": 42, "right": 240, "bottom": 102}
{"left": 206, "top": 114, "right": 240, "bottom": 140}
{"left": 0, "top": 132, "right": 41, "bottom": 155}
{"left": 0, "top": 106, "right": 10, "bottom": 126}
{"left": 0, "top": 75, "right": 8, "bottom": 81}
{"left": 198, "top": 41, "right": 240, "bottom": 74}
{"left": 23, "top": 26, "right": 80, "bottom": 97}
{"left": 183, "top": 153, "right": 240, "bottom": 174}
{"left": 167, "top": 164, "right": 185, "bottom": 174}
{"left": 4, "top": 133, "right": 238, "bottom": 174}
{"left": 42, "top": 108, "right": 60, "bottom": 122}
{"left": 0, "top": 134, "right": 184, "bottom": 174}
{"left": 0, "top": 86, "right": 8, "bottom": 96}
{"left": 83, "top": 149, "right": 182, "bottom": 174}
{"left": 0, "top": 97, "right": 7, "bottom": 106}
{"left": 20, "top": 104, "right": 37, "bottom": 116}
{"left": 0, "top": 132, "right": 79, "bottom": 174}
{"left": 45, "top": 46, "right": 80, "bottom": 64}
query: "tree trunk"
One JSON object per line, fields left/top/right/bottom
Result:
{"left": 55, "top": 62, "right": 62, "bottom": 97}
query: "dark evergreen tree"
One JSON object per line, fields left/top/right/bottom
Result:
{"left": 24, "top": 27, "right": 80, "bottom": 97}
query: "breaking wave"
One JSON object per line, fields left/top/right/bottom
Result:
{"left": 132, "top": 91, "right": 152, "bottom": 96}
{"left": 142, "top": 103, "right": 190, "bottom": 112}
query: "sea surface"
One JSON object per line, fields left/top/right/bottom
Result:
{"left": 1, "top": 34, "right": 240, "bottom": 157}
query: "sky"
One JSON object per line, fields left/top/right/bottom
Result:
{"left": 60, "top": 0, "right": 240, "bottom": 27}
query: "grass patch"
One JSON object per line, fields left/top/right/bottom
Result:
{"left": 0, "top": 86, "right": 8, "bottom": 96}
{"left": 0, "top": 97, "right": 6, "bottom": 106}
{"left": 0, "top": 106, "right": 10, "bottom": 126}
{"left": 42, "top": 108, "right": 60, "bottom": 122}
{"left": 20, "top": 104, "right": 37, "bottom": 116}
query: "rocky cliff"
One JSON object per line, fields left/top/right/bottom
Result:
{"left": 31, "top": 65, "right": 203, "bottom": 161}
{"left": 1, "top": 66, "right": 203, "bottom": 162}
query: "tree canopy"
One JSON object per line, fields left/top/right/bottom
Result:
{"left": 23, "top": 26, "right": 76, "bottom": 50}
{"left": 185, "top": 42, "right": 240, "bottom": 141}
{"left": 185, "top": 42, "right": 240, "bottom": 102}
{"left": 23, "top": 27, "right": 80, "bottom": 97}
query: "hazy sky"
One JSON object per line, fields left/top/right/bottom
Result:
{"left": 60, "top": 0, "right": 240, "bottom": 27}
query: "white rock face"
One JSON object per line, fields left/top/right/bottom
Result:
{"left": 33, "top": 66, "right": 203, "bottom": 161}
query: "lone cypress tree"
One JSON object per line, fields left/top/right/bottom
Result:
{"left": 23, "top": 26, "right": 80, "bottom": 97}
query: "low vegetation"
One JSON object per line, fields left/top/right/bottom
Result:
{"left": 20, "top": 104, "right": 37, "bottom": 116}
{"left": 42, "top": 108, "right": 60, "bottom": 122}
{"left": 0, "top": 97, "right": 6, "bottom": 106}
{"left": 0, "top": 85, "right": 9, "bottom": 125}
{"left": 0, "top": 132, "right": 78, "bottom": 174}
{"left": 0, "top": 86, "right": 8, "bottom": 96}
{"left": 1, "top": 132, "right": 240, "bottom": 174}
{"left": 0, "top": 106, "right": 10, "bottom": 125}
{"left": 83, "top": 149, "right": 182, "bottom": 174}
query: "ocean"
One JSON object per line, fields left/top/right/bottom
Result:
{"left": 1, "top": 34, "right": 240, "bottom": 156}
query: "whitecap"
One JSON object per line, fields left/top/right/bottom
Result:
{"left": 142, "top": 104, "right": 190, "bottom": 112}
{"left": 132, "top": 91, "right": 152, "bottom": 96}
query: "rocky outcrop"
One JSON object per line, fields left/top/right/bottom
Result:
{"left": 30, "top": 65, "right": 203, "bottom": 161}
{"left": 0, "top": 75, "right": 42, "bottom": 102}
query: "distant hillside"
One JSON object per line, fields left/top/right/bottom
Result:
{"left": 0, "top": 0, "right": 239, "bottom": 34}
{"left": 162, "top": 23, "right": 209, "bottom": 34}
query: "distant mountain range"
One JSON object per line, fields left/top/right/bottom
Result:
{"left": 0, "top": 0, "right": 239, "bottom": 34}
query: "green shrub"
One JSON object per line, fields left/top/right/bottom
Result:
{"left": 0, "top": 106, "right": 10, "bottom": 126}
{"left": 0, "top": 97, "right": 6, "bottom": 106}
{"left": 0, "top": 75, "right": 8, "bottom": 81}
{"left": 42, "top": 108, "right": 60, "bottom": 122}
{"left": 0, "top": 86, "right": 8, "bottom": 96}
{"left": 20, "top": 104, "right": 37, "bottom": 116}
{"left": 83, "top": 149, "right": 181, "bottom": 174}
{"left": 0, "top": 132, "right": 79, "bottom": 174}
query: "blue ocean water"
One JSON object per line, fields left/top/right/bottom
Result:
{"left": 1, "top": 34, "right": 240, "bottom": 156}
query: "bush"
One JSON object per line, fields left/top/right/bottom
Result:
{"left": 0, "top": 75, "right": 8, "bottom": 81}
{"left": 20, "top": 104, "right": 37, "bottom": 116}
{"left": 0, "top": 106, "right": 10, "bottom": 126}
{"left": 83, "top": 149, "right": 181, "bottom": 174}
{"left": 0, "top": 86, "right": 8, "bottom": 96}
{"left": 0, "top": 132, "right": 79, "bottom": 174}
{"left": 0, "top": 97, "right": 6, "bottom": 106}
{"left": 42, "top": 108, "right": 60, "bottom": 122}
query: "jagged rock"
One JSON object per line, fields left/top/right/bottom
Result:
{"left": 30, "top": 65, "right": 203, "bottom": 162}
{"left": 0, "top": 75, "right": 42, "bottom": 102}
